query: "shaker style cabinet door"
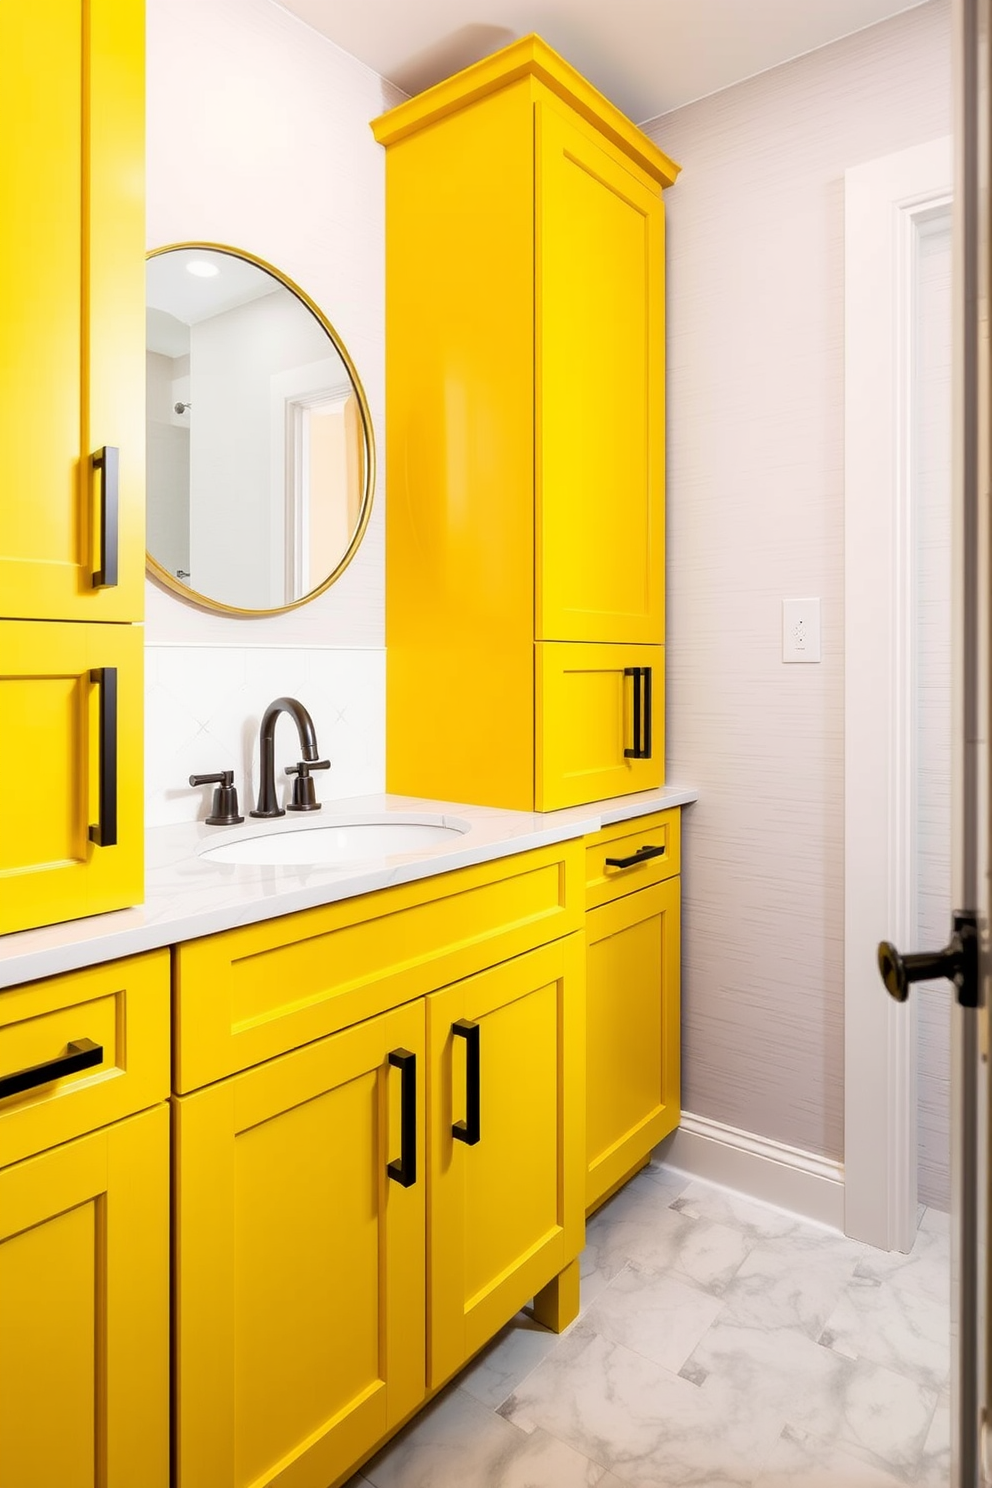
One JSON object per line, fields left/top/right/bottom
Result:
{"left": 0, "top": 0, "right": 144, "bottom": 622}
{"left": 427, "top": 935, "right": 585, "bottom": 1389}
{"left": 536, "top": 102, "right": 665, "bottom": 648}
{"left": 0, "top": 620, "right": 143, "bottom": 935}
{"left": 0, "top": 1104, "right": 169, "bottom": 1488}
{"left": 585, "top": 877, "right": 681, "bottom": 1210}
{"left": 174, "top": 1000, "right": 426, "bottom": 1488}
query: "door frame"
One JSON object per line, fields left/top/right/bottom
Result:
{"left": 844, "top": 135, "right": 952, "bottom": 1251}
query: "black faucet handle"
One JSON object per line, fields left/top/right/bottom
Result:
{"left": 285, "top": 758, "right": 330, "bottom": 812}
{"left": 189, "top": 770, "right": 244, "bottom": 826}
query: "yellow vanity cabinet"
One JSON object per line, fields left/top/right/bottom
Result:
{"left": 0, "top": 952, "right": 171, "bottom": 1488}
{"left": 0, "top": 0, "right": 145, "bottom": 623}
{"left": 374, "top": 37, "right": 678, "bottom": 812}
{"left": 583, "top": 810, "right": 682, "bottom": 1211}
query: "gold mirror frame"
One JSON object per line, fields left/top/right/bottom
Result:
{"left": 145, "top": 241, "right": 376, "bottom": 617}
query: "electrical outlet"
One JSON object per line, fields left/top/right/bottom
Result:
{"left": 782, "top": 598, "right": 821, "bottom": 663}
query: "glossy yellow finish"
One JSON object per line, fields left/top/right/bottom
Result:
{"left": 427, "top": 935, "right": 585, "bottom": 1389}
{"left": 175, "top": 840, "right": 583, "bottom": 1092}
{"left": 532, "top": 1256, "right": 581, "bottom": 1333}
{"left": 377, "top": 39, "right": 675, "bottom": 810}
{"left": 0, "top": 950, "right": 169, "bottom": 1168}
{"left": 585, "top": 877, "right": 681, "bottom": 1211}
{"left": 0, "top": 621, "right": 143, "bottom": 934}
{"left": 175, "top": 1001, "right": 425, "bottom": 1488}
{"left": 585, "top": 808, "right": 681, "bottom": 909}
{"left": 0, "top": 0, "right": 144, "bottom": 621}
{"left": 536, "top": 642, "right": 664, "bottom": 809}
{"left": 0, "top": 1103, "right": 169, "bottom": 1488}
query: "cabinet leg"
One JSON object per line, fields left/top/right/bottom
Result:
{"left": 531, "top": 1258, "right": 580, "bottom": 1333}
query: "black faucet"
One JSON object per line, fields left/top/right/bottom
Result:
{"left": 250, "top": 697, "right": 322, "bottom": 818}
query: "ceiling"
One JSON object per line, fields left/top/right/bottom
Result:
{"left": 277, "top": 0, "right": 928, "bottom": 123}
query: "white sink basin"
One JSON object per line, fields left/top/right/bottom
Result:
{"left": 198, "top": 814, "right": 470, "bottom": 868}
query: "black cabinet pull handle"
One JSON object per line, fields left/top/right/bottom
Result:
{"left": 643, "top": 666, "right": 653, "bottom": 759}
{"left": 605, "top": 843, "right": 666, "bottom": 870}
{"left": 623, "top": 667, "right": 652, "bottom": 759}
{"left": 91, "top": 446, "right": 119, "bottom": 589}
{"left": 387, "top": 1048, "right": 417, "bottom": 1187}
{"left": 452, "top": 1019, "right": 480, "bottom": 1146}
{"left": 624, "top": 666, "right": 642, "bottom": 758}
{"left": 89, "top": 667, "right": 118, "bottom": 847}
{"left": 0, "top": 1039, "right": 103, "bottom": 1101}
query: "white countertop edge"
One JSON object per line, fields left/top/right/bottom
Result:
{"left": 0, "top": 784, "right": 698, "bottom": 989}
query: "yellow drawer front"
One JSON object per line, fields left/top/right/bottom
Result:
{"left": 0, "top": 951, "right": 170, "bottom": 1169}
{"left": 175, "top": 841, "right": 584, "bottom": 1092}
{"left": 536, "top": 642, "right": 664, "bottom": 810}
{"left": 0, "top": 1103, "right": 169, "bottom": 1488}
{"left": 585, "top": 878, "right": 680, "bottom": 1212}
{"left": 0, "top": 620, "right": 144, "bottom": 934}
{"left": 585, "top": 808, "right": 681, "bottom": 910}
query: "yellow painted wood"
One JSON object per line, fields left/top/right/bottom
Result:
{"left": 0, "top": 621, "right": 143, "bottom": 933}
{"left": 585, "top": 808, "right": 681, "bottom": 909}
{"left": 0, "top": 1103, "right": 169, "bottom": 1488}
{"left": 536, "top": 102, "right": 665, "bottom": 646}
{"left": 0, "top": 0, "right": 144, "bottom": 621}
{"left": 531, "top": 1257, "right": 581, "bottom": 1333}
{"left": 175, "top": 1001, "right": 425, "bottom": 1488}
{"left": 175, "top": 839, "right": 583, "bottom": 1092}
{"left": 585, "top": 878, "right": 681, "bottom": 1211}
{"left": 536, "top": 642, "right": 664, "bottom": 809}
{"left": 0, "top": 950, "right": 169, "bottom": 1168}
{"left": 427, "top": 934, "right": 585, "bottom": 1389}
{"left": 371, "top": 34, "right": 679, "bottom": 189}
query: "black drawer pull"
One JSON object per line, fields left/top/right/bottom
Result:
{"left": 0, "top": 1039, "right": 103, "bottom": 1101}
{"left": 387, "top": 1048, "right": 417, "bottom": 1188}
{"left": 605, "top": 843, "right": 666, "bottom": 870}
{"left": 89, "top": 667, "right": 118, "bottom": 847}
{"left": 624, "top": 667, "right": 653, "bottom": 759}
{"left": 91, "top": 446, "right": 119, "bottom": 589}
{"left": 452, "top": 1019, "right": 480, "bottom": 1146}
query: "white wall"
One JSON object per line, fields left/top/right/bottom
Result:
{"left": 645, "top": 0, "right": 951, "bottom": 1160}
{"left": 145, "top": 0, "right": 405, "bottom": 823}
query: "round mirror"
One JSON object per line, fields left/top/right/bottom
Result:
{"left": 145, "top": 244, "right": 374, "bottom": 614}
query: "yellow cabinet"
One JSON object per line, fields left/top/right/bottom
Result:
{"left": 174, "top": 1000, "right": 426, "bottom": 1488}
{"left": 374, "top": 37, "right": 678, "bottom": 811}
{"left": 0, "top": 620, "right": 143, "bottom": 934}
{"left": 0, "top": 1103, "right": 169, "bottom": 1488}
{"left": 427, "top": 935, "right": 585, "bottom": 1388}
{"left": 0, "top": 0, "right": 145, "bottom": 622}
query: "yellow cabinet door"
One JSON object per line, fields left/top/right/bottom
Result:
{"left": 175, "top": 1000, "right": 425, "bottom": 1488}
{"left": 585, "top": 878, "right": 681, "bottom": 1211}
{"left": 428, "top": 935, "right": 585, "bottom": 1389}
{"left": 536, "top": 641, "right": 664, "bottom": 809}
{"left": 0, "top": 1103, "right": 169, "bottom": 1488}
{"left": 0, "top": 621, "right": 143, "bottom": 934}
{"left": 536, "top": 102, "right": 665, "bottom": 647}
{"left": 0, "top": 0, "right": 144, "bottom": 622}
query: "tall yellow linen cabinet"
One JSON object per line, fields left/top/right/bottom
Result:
{"left": 0, "top": 0, "right": 145, "bottom": 935}
{"left": 373, "top": 36, "right": 679, "bottom": 811}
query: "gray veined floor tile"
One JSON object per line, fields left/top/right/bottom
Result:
{"left": 818, "top": 1263, "right": 951, "bottom": 1393}
{"left": 751, "top": 1424, "right": 910, "bottom": 1488}
{"left": 668, "top": 1179, "right": 845, "bottom": 1245}
{"left": 716, "top": 1228, "right": 868, "bottom": 1341}
{"left": 581, "top": 1262, "right": 725, "bottom": 1375}
{"left": 459, "top": 1312, "right": 563, "bottom": 1410}
{"left": 499, "top": 1325, "right": 786, "bottom": 1487}
{"left": 362, "top": 1384, "right": 610, "bottom": 1488}
{"left": 916, "top": 1390, "right": 951, "bottom": 1488}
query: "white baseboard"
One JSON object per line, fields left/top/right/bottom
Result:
{"left": 654, "top": 1111, "right": 846, "bottom": 1231}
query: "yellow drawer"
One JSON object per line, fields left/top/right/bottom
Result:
{"left": 175, "top": 840, "right": 584, "bottom": 1092}
{"left": 0, "top": 951, "right": 170, "bottom": 1168}
{"left": 585, "top": 809, "right": 681, "bottom": 910}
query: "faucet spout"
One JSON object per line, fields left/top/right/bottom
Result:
{"left": 250, "top": 697, "right": 321, "bottom": 818}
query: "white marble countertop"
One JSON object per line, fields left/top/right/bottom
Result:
{"left": 0, "top": 784, "right": 698, "bottom": 990}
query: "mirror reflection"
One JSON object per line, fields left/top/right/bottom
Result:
{"left": 145, "top": 245, "right": 373, "bottom": 614}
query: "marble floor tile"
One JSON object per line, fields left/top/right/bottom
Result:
{"left": 916, "top": 1390, "right": 951, "bottom": 1488}
{"left": 826, "top": 1358, "right": 938, "bottom": 1477}
{"left": 362, "top": 1384, "right": 611, "bottom": 1488}
{"left": 717, "top": 1229, "right": 867, "bottom": 1340}
{"left": 459, "top": 1313, "right": 562, "bottom": 1410}
{"left": 499, "top": 1325, "right": 785, "bottom": 1487}
{"left": 581, "top": 1263, "right": 725, "bottom": 1374}
{"left": 667, "top": 1178, "right": 829, "bottom": 1243}
{"left": 751, "top": 1424, "right": 910, "bottom": 1488}
{"left": 819, "top": 1264, "right": 950, "bottom": 1393}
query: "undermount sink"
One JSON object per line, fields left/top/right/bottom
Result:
{"left": 197, "top": 814, "right": 471, "bottom": 868}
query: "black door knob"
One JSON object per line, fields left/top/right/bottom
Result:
{"left": 877, "top": 911, "right": 980, "bottom": 1007}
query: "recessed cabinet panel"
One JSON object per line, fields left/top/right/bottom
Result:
{"left": 536, "top": 103, "right": 665, "bottom": 647}
{"left": 0, "top": 621, "right": 143, "bottom": 934}
{"left": 585, "top": 878, "right": 680, "bottom": 1210}
{"left": 0, "top": 1104, "right": 169, "bottom": 1488}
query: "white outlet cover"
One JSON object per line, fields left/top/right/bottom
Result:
{"left": 782, "top": 598, "right": 821, "bottom": 663}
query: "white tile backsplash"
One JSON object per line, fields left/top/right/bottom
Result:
{"left": 145, "top": 645, "right": 385, "bottom": 826}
